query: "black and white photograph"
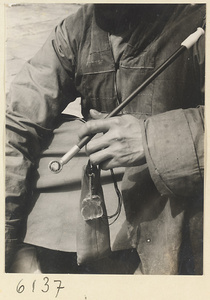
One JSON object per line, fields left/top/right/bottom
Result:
{"left": 2, "top": 1, "right": 209, "bottom": 298}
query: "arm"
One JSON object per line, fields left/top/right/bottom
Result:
{"left": 5, "top": 18, "right": 78, "bottom": 271}
{"left": 78, "top": 33, "right": 205, "bottom": 198}
{"left": 141, "top": 33, "right": 205, "bottom": 198}
{"left": 79, "top": 106, "right": 204, "bottom": 199}
{"left": 141, "top": 106, "right": 204, "bottom": 198}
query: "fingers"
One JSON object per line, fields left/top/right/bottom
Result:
{"left": 89, "top": 149, "right": 128, "bottom": 170}
{"left": 89, "top": 109, "right": 107, "bottom": 119}
{"left": 88, "top": 147, "right": 113, "bottom": 167}
{"left": 86, "top": 128, "right": 121, "bottom": 154}
{"left": 77, "top": 114, "right": 145, "bottom": 169}
{"left": 88, "top": 145, "right": 123, "bottom": 170}
{"left": 78, "top": 117, "right": 120, "bottom": 139}
{"left": 86, "top": 135, "right": 109, "bottom": 154}
{"left": 87, "top": 139, "right": 127, "bottom": 169}
{"left": 100, "top": 159, "right": 120, "bottom": 170}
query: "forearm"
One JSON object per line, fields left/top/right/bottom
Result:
{"left": 141, "top": 106, "right": 204, "bottom": 198}
{"left": 5, "top": 18, "right": 78, "bottom": 270}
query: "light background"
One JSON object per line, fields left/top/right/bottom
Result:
{"left": 0, "top": 1, "right": 210, "bottom": 299}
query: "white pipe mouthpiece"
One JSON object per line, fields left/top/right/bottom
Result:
{"left": 181, "top": 27, "right": 204, "bottom": 49}
{"left": 48, "top": 145, "right": 80, "bottom": 173}
{"left": 61, "top": 145, "right": 80, "bottom": 164}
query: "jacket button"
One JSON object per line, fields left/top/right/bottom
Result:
{"left": 146, "top": 238, "right": 151, "bottom": 243}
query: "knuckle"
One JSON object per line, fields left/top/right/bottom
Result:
{"left": 86, "top": 120, "right": 95, "bottom": 131}
{"left": 113, "top": 117, "right": 121, "bottom": 126}
{"left": 78, "top": 127, "right": 85, "bottom": 138}
{"left": 89, "top": 154, "right": 97, "bottom": 165}
{"left": 113, "top": 127, "right": 123, "bottom": 141}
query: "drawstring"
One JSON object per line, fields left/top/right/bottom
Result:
{"left": 107, "top": 168, "right": 123, "bottom": 225}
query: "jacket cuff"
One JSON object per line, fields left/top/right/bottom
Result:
{"left": 141, "top": 108, "right": 204, "bottom": 198}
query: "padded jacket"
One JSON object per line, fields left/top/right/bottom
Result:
{"left": 6, "top": 4, "right": 205, "bottom": 274}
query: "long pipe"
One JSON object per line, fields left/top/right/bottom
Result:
{"left": 49, "top": 27, "right": 204, "bottom": 173}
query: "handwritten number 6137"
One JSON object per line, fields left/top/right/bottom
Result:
{"left": 16, "top": 277, "right": 64, "bottom": 297}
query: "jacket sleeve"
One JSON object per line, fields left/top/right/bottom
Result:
{"left": 141, "top": 34, "right": 205, "bottom": 199}
{"left": 141, "top": 106, "right": 204, "bottom": 198}
{"left": 5, "top": 17, "right": 79, "bottom": 271}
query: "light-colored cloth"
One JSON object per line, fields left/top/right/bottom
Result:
{"left": 24, "top": 116, "right": 128, "bottom": 252}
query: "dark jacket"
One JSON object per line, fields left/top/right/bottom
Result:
{"left": 6, "top": 4, "right": 205, "bottom": 274}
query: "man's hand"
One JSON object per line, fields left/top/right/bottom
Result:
{"left": 78, "top": 109, "right": 146, "bottom": 169}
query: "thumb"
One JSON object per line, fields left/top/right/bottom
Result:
{"left": 89, "top": 109, "right": 107, "bottom": 119}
